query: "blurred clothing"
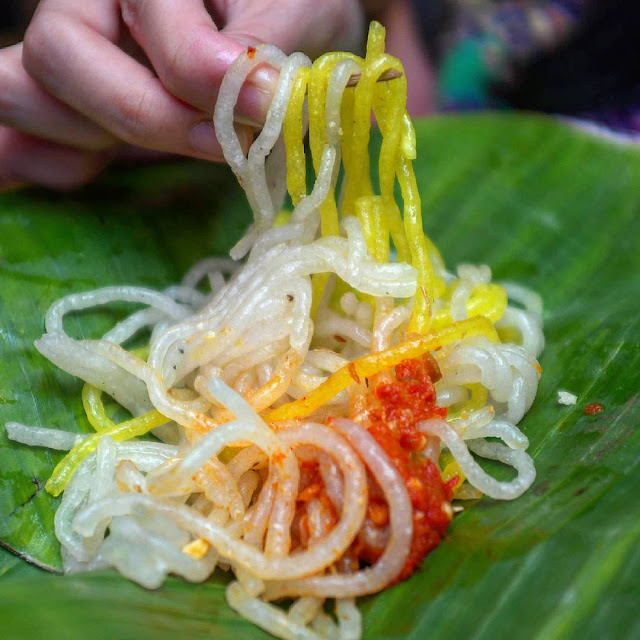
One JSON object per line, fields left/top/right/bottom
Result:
{"left": 412, "top": 0, "right": 640, "bottom": 133}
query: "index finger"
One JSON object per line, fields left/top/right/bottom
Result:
{"left": 120, "top": 0, "right": 277, "bottom": 124}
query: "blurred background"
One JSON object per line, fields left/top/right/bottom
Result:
{"left": 3, "top": 0, "right": 640, "bottom": 135}
{"left": 0, "top": 0, "right": 36, "bottom": 46}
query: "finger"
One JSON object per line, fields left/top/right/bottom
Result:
{"left": 0, "top": 126, "right": 112, "bottom": 191}
{"left": 119, "top": 0, "right": 277, "bottom": 123}
{"left": 0, "top": 43, "right": 116, "bottom": 150}
{"left": 221, "top": 0, "right": 364, "bottom": 59}
{"left": 22, "top": 1, "right": 252, "bottom": 160}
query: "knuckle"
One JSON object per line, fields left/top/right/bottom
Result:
{"left": 163, "top": 32, "right": 195, "bottom": 96}
{"left": 22, "top": 21, "right": 49, "bottom": 76}
{"left": 112, "top": 81, "right": 160, "bottom": 145}
{"left": 22, "top": 12, "right": 70, "bottom": 85}
{"left": 164, "top": 25, "right": 223, "bottom": 99}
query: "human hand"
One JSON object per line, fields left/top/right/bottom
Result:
{"left": 0, "top": 0, "right": 363, "bottom": 190}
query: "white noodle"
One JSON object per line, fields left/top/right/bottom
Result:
{"left": 419, "top": 419, "right": 536, "bottom": 500}
{"left": 6, "top": 422, "right": 85, "bottom": 450}
{"left": 227, "top": 581, "right": 322, "bottom": 640}
{"left": 264, "top": 418, "right": 413, "bottom": 598}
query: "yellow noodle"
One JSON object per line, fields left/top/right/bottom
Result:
{"left": 343, "top": 58, "right": 377, "bottom": 215}
{"left": 308, "top": 53, "right": 346, "bottom": 237}
{"left": 81, "top": 384, "right": 115, "bottom": 432}
{"left": 307, "top": 54, "right": 355, "bottom": 316}
{"left": 441, "top": 460, "right": 465, "bottom": 490}
{"left": 466, "top": 383, "right": 489, "bottom": 411}
{"left": 46, "top": 409, "right": 169, "bottom": 497}
{"left": 264, "top": 316, "right": 498, "bottom": 422}
{"left": 355, "top": 196, "right": 388, "bottom": 264}
{"left": 310, "top": 273, "right": 331, "bottom": 319}
{"left": 366, "top": 20, "right": 387, "bottom": 58}
{"left": 432, "top": 283, "right": 508, "bottom": 330}
{"left": 397, "top": 156, "right": 437, "bottom": 333}
{"left": 283, "top": 67, "right": 310, "bottom": 205}
{"left": 372, "top": 63, "right": 410, "bottom": 264}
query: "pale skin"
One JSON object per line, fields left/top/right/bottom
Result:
{"left": 0, "top": 0, "right": 434, "bottom": 191}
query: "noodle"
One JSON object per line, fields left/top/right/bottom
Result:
{"left": 6, "top": 21, "right": 544, "bottom": 640}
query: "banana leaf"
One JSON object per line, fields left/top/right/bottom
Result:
{"left": 0, "top": 114, "right": 638, "bottom": 639}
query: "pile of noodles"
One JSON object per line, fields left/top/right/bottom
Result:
{"left": 7, "top": 23, "right": 543, "bottom": 640}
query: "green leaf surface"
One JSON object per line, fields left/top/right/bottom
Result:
{"left": 0, "top": 114, "right": 639, "bottom": 639}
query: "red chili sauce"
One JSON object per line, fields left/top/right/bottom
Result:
{"left": 292, "top": 355, "right": 453, "bottom": 584}
{"left": 351, "top": 355, "right": 453, "bottom": 582}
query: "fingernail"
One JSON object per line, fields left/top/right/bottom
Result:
{"left": 250, "top": 66, "right": 279, "bottom": 94}
{"left": 189, "top": 121, "right": 223, "bottom": 159}
{"left": 234, "top": 113, "right": 263, "bottom": 129}
{"left": 237, "top": 84, "right": 274, "bottom": 127}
